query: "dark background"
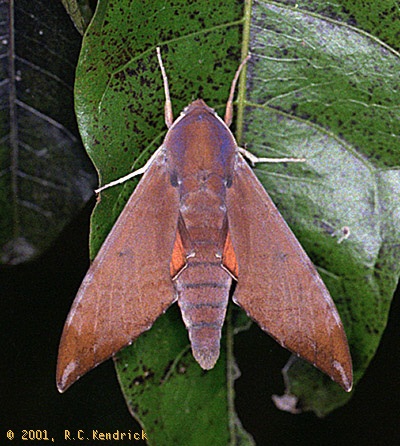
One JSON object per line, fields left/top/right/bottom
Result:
{"left": 1, "top": 199, "right": 399, "bottom": 446}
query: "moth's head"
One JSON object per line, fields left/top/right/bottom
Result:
{"left": 182, "top": 99, "right": 215, "bottom": 116}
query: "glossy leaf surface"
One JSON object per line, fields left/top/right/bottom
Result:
{"left": 0, "top": 0, "right": 96, "bottom": 264}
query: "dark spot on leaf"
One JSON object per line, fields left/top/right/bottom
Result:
{"left": 160, "top": 360, "right": 174, "bottom": 382}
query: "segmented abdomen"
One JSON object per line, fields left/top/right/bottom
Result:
{"left": 175, "top": 250, "right": 232, "bottom": 369}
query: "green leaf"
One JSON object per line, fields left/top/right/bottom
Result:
{"left": 74, "top": 0, "right": 400, "bottom": 441}
{"left": 0, "top": 0, "right": 96, "bottom": 265}
{"left": 246, "top": 0, "right": 400, "bottom": 415}
{"left": 115, "top": 305, "right": 253, "bottom": 445}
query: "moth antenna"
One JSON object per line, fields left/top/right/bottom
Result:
{"left": 224, "top": 54, "right": 251, "bottom": 126}
{"left": 157, "top": 47, "right": 174, "bottom": 128}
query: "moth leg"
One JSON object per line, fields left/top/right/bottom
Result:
{"left": 95, "top": 146, "right": 164, "bottom": 193}
{"left": 224, "top": 54, "right": 251, "bottom": 126}
{"left": 237, "top": 147, "right": 305, "bottom": 166}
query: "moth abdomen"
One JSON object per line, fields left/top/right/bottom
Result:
{"left": 176, "top": 257, "right": 231, "bottom": 370}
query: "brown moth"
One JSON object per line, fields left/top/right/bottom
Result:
{"left": 57, "top": 49, "right": 352, "bottom": 393}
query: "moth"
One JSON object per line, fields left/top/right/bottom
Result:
{"left": 57, "top": 48, "right": 352, "bottom": 393}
